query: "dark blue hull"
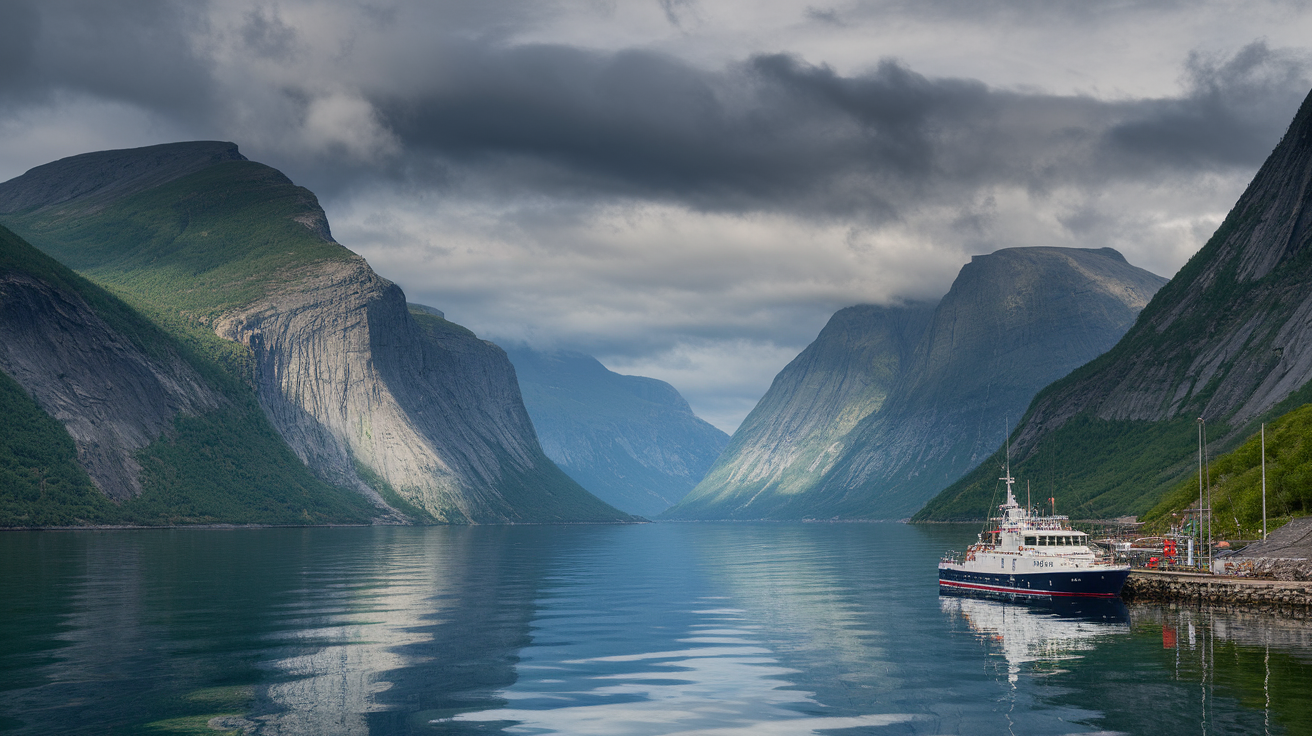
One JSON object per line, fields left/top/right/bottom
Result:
{"left": 938, "top": 564, "right": 1129, "bottom": 601}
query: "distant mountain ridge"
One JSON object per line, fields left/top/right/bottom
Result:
{"left": 666, "top": 246, "right": 1166, "bottom": 521}
{"left": 0, "top": 142, "right": 628, "bottom": 524}
{"left": 505, "top": 346, "right": 728, "bottom": 517}
{"left": 917, "top": 86, "right": 1312, "bottom": 522}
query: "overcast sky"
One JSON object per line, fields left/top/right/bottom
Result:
{"left": 3, "top": 1, "right": 1312, "bottom": 432}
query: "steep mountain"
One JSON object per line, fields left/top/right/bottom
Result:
{"left": 0, "top": 141, "right": 628, "bottom": 524}
{"left": 667, "top": 246, "right": 1165, "bottom": 521}
{"left": 1140, "top": 402, "right": 1312, "bottom": 540}
{"left": 662, "top": 303, "right": 933, "bottom": 519}
{"left": 0, "top": 223, "right": 375, "bottom": 525}
{"left": 503, "top": 346, "right": 729, "bottom": 517}
{"left": 916, "top": 87, "right": 1312, "bottom": 522}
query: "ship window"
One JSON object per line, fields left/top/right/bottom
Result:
{"left": 1064, "top": 536, "right": 1072, "bottom": 546}
{"left": 1040, "top": 536, "right": 1049, "bottom": 546}
{"left": 1025, "top": 536, "right": 1037, "bottom": 546}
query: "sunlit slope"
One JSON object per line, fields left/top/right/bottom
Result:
{"left": 1142, "top": 403, "right": 1312, "bottom": 538}
{"left": 505, "top": 346, "right": 729, "bottom": 517}
{"left": 0, "top": 223, "right": 375, "bottom": 526}
{"left": 0, "top": 142, "right": 630, "bottom": 524}
{"left": 669, "top": 246, "right": 1164, "bottom": 521}
{"left": 916, "top": 87, "right": 1312, "bottom": 522}
{"left": 664, "top": 303, "right": 933, "bottom": 519}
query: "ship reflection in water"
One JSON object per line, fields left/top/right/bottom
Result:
{"left": 940, "top": 594, "right": 1131, "bottom": 683}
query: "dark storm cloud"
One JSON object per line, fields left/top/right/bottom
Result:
{"left": 2, "top": 1, "right": 1308, "bottom": 225}
{"left": 1103, "top": 42, "right": 1309, "bottom": 171}
{"left": 0, "top": 0, "right": 214, "bottom": 120}
{"left": 374, "top": 38, "right": 1308, "bottom": 220}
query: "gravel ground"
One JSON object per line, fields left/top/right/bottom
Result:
{"left": 1237, "top": 516, "right": 1312, "bottom": 559}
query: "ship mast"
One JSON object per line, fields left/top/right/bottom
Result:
{"left": 1000, "top": 432, "right": 1017, "bottom": 516}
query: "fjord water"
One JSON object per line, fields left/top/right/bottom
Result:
{"left": 2, "top": 524, "right": 1309, "bottom": 735}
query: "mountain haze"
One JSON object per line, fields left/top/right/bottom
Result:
{"left": 0, "top": 142, "right": 628, "bottom": 524}
{"left": 667, "top": 246, "right": 1166, "bottom": 520}
{"left": 917, "top": 87, "right": 1312, "bottom": 522}
{"left": 505, "top": 347, "right": 729, "bottom": 517}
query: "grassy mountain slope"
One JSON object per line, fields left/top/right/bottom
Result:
{"left": 0, "top": 224, "right": 374, "bottom": 526}
{"left": 916, "top": 87, "right": 1312, "bottom": 522}
{"left": 1142, "top": 402, "right": 1312, "bottom": 539}
{"left": 1, "top": 142, "right": 628, "bottom": 524}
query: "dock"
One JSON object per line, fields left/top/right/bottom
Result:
{"left": 1122, "top": 568, "right": 1312, "bottom": 616}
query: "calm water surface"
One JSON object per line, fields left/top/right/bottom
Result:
{"left": 2, "top": 523, "right": 1310, "bottom": 735}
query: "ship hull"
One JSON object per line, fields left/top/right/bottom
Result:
{"left": 938, "top": 563, "right": 1129, "bottom": 601}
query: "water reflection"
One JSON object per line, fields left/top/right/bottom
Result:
{"left": 446, "top": 601, "right": 917, "bottom": 735}
{"left": 441, "top": 524, "right": 921, "bottom": 735}
{"left": 5, "top": 524, "right": 1312, "bottom": 735}
{"left": 940, "top": 595, "right": 1131, "bottom": 682}
{"left": 1126, "top": 606, "right": 1312, "bottom": 735}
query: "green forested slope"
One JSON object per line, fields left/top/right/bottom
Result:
{"left": 915, "top": 87, "right": 1312, "bottom": 522}
{"left": 1142, "top": 402, "right": 1312, "bottom": 538}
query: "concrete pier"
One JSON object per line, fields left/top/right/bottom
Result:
{"left": 1122, "top": 569, "right": 1312, "bottom": 617}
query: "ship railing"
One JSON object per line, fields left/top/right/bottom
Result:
{"left": 940, "top": 550, "right": 962, "bottom": 565}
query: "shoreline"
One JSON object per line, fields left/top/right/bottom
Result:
{"left": 1122, "top": 569, "right": 1312, "bottom": 618}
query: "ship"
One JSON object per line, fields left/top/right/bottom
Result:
{"left": 938, "top": 467, "right": 1130, "bottom": 601}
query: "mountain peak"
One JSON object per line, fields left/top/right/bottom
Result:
{"left": 0, "top": 141, "right": 246, "bottom": 216}
{"left": 1210, "top": 87, "right": 1312, "bottom": 283}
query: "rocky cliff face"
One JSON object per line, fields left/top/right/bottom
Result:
{"left": 211, "top": 262, "right": 608, "bottom": 523}
{"left": 0, "top": 223, "right": 376, "bottom": 526}
{"left": 0, "top": 142, "right": 626, "bottom": 523}
{"left": 0, "top": 241, "right": 221, "bottom": 500}
{"left": 917, "top": 87, "right": 1312, "bottom": 521}
{"left": 505, "top": 347, "right": 729, "bottom": 517}
{"left": 669, "top": 247, "right": 1165, "bottom": 521}
{"left": 663, "top": 303, "right": 933, "bottom": 519}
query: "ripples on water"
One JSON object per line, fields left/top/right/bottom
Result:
{"left": 1, "top": 523, "right": 1310, "bottom": 735}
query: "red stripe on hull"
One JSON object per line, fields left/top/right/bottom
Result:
{"left": 939, "top": 578, "right": 1119, "bottom": 598}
